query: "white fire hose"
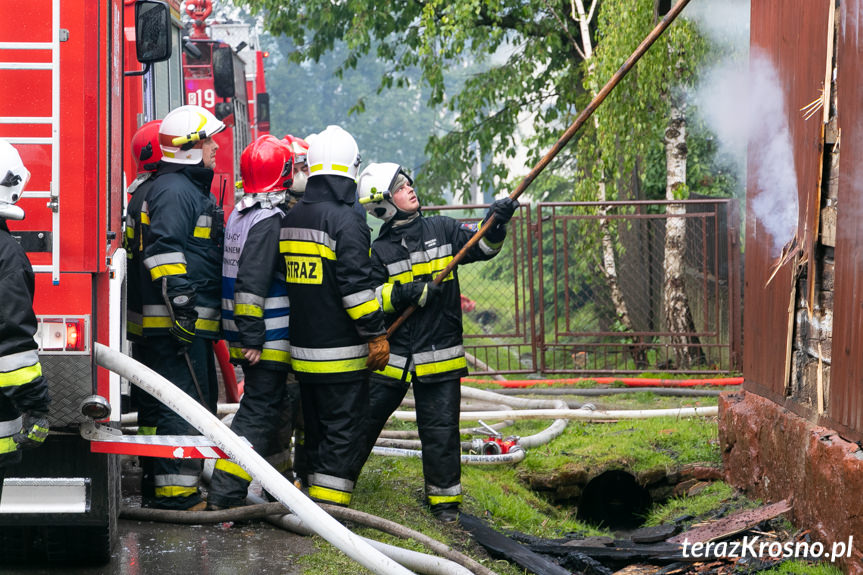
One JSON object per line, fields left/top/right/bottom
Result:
{"left": 93, "top": 343, "right": 414, "bottom": 575}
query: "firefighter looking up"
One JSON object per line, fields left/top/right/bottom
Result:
{"left": 280, "top": 125, "right": 389, "bottom": 506}
{"left": 0, "top": 139, "right": 51, "bottom": 469}
{"left": 124, "top": 120, "right": 162, "bottom": 502}
{"left": 128, "top": 104, "right": 226, "bottom": 511}
{"left": 356, "top": 162, "right": 518, "bottom": 522}
{"left": 208, "top": 135, "right": 300, "bottom": 510}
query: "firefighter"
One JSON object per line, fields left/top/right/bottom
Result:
{"left": 208, "top": 135, "right": 299, "bottom": 509}
{"left": 124, "top": 120, "right": 162, "bottom": 502}
{"left": 356, "top": 162, "right": 518, "bottom": 522}
{"left": 282, "top": 134, "right": 310, "bottom": 204}
{"left": 280, "top": 125, "right": 389, "bottom": 506}
{"left": 128, "top": 105, "right": 226, "bottom": 510}
{"left": 0, "top": 139, "right": 51, "bottom": 469}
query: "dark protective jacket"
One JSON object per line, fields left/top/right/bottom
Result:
{"left": 280, "top": 175, "right": 386, "bottom": 383}
{"left": 221, "top": 203, "right": 290, "bottom": 371}
{"left": 369, "top": 212, "right": 505, "bottom": 383}
{"left": 127, "top": 163, "right": 223, "bottom": 340}
{"left": 0, "top": 219, "right": 51, "bottom": 464}
{"left": 124, "top": 172, "right": 156, "bottom": 341}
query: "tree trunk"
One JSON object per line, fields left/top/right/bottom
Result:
{"left": 662, "top": 96, "right": 705, "bottom": 368}
{"left": 574, "top": 0, "right": 647, "bottom": 369}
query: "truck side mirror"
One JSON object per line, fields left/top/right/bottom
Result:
{"left": 135, "top": 0, "right": 172, "bottom": 64}
{"left": 212, "top": 47, "right": 236, "bottom": 99}
{"left": 257, "top": 93, "right": 270, "bottom": 132}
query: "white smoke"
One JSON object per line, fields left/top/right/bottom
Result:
{"left": 689, "top": 0, "right": 798, "bottom": 256}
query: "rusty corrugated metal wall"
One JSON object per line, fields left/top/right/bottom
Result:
{"left": 830, "top": 0, "right": 863, "bottom": 434}
{"left": 744, "top": 0, "right": 829, "bottom": 398}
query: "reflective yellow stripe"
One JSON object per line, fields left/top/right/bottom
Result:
{"left": 154, "top": 486, "right": 198, "bottom": 498}
{"left": 381, "top": 283, "right": 396, "bottom": 314}
{"left": 291, "top": 357, "right": 367, "bottom": 374}
{"left": 234, "top": 303, "right": 263, "bottom": 318}
{"left": 28, "top": 425, "right": 48, "bottom": 442}
{"left": 331, "top": 164, "right": 349, "bottom": 173}
{"left": 193, "top": 227, "right": 211, "bottom": 239}
{"left": 260, "top": 349, "right": 291, "bottom": 364}
{"left": 345, "top": 299, "right": 380, "bottom": 320}
{"left": 482, "top": 237, "right": 503, "bottom": 250}
{"left": 412, "top": 256, "right": 454, "bottom": 280}
{"left": 215, "top": 459, "right": 253, "bottom": 482}
{"left": 149, "top": 263, "right": 187, "bottom": 280}
{"left": 308, "top": 485, "right": 351, "bottom": 505}
{"left": 125, "top": 227, "right": 134, "bottom": 239}
{"left": 0, "top": 363, "right": 42, "bottom": 387}
{"left": 389, "top": 271, "right": 412, "bottom": 285}
{"left": 229, "top": 347, "right": 245, "bottom": 360}
{"left": 142, "top": 317, "right": 172, "bottom": 329}
{"left": 309, "top": 164, "right": 323, "bottom": 172}
{"left": 414, "top": 357, "right": 468, "bottom": 377}
{"left": 127, "top": 320, "right": 143, "bottom": 336}
{"left": 141, "top": 212, "right": 150, "bottom": 225}
{"left": 280, "top": 240, "right": 336, "bottom": 260}
{"left": 0, "top": 436, "right": 16, "bottom": 454}
{"left": 374, "top": 363, "right": 412, "bottom": 382}
{"left": 428, "top": 494, "right": 463, "bottom": 506}
{"left": 195, "top": 318, "right": 220, "bottom": 332}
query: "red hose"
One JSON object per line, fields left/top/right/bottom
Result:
{"left": 214, "top": 340, "right": 244, "bottom": 402}
{"left": 461, "top": 376, "right": 743, "bottom": 388}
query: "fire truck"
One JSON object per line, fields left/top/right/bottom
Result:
{"left": 0, "top": 0, "right": 236, "bottom": 563}
{"left": 182, "top": 0, "right": 270, "bottom": 210}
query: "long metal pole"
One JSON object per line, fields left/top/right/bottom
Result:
{"left": 387, "top": 0, "right": 694, "bottom": 337}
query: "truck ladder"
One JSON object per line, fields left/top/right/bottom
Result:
{"left": 0, "top": 0, "right": 61, "bottom": 283}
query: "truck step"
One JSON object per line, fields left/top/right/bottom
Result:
{"left": 81, "top": 421, "right": 248, "bottom": 459}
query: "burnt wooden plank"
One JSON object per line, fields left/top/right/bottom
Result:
{"left": 668, "top": 499, "right": 792, "bottom": 543}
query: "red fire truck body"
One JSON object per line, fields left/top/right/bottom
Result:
{"left": 0, "top": 0, "right": 202, "bottom": 562}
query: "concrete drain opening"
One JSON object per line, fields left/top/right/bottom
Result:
{"left": 576, "top": 469, "right": 652, "bottom": 529}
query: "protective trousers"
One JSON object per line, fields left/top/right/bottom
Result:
{"left": 130, "top": 342, "right": 161, "bottom": 500}
{"left": 208, "top": 368, "right": 301, "bottom": 508}
{"left": 365, "top": 377, "right": 462, "bottom": 511}
{"left": 135, "top": 336, "right": 218, "bottom": 510}
{"left": 300, "top": 378, "right": 369, "bottom": 506}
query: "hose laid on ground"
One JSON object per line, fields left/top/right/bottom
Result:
{"left": 390, "top": 405, "right": 718, "bottom": 422}
{"left": 94, "top": 343, "right": 414, "bottom": 575}
{"left": 372, "top": 446, "right": 527, "bottom": 465}
{"left": 490, "top": 387, "right": 721, "bottom": 398}
{"left": 461, "top": 376, "right": 742, "bottom": 388}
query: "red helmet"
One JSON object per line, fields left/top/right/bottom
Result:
{"left": 240, "top": 135, "right": 294, "bottom": 194}
{"left": 131, "top": 120, "right": 162, "bottom": 173}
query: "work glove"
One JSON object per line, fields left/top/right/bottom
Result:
{"left": 169, "top": 294, "right": 197, "bottom": 354}
{"left": 392, "top": 281, "right": 443, "bottom": 310}
{"left": 13, "top": 412, "right": 49, "bottom": 450}
{"left": 366, "top": 335, "right": 390, "bottom": 371}
{"left": 487, "top": 197, "right": 519, "bottom": 226}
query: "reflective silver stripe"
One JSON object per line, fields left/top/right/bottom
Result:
{"left": 154, "top": 474, "right": 198, "bottom": 487}
{"left": 426, "top": 483, "right": 462, "bottom": 496}
{"left": 0, "top": 416, "right": 23, "bottom": 437}
{"left": 263, "top": 340, "right": 291, "bottom": 351}
{"left": 0, "top": 350, "right": 39, "bottom": 373}
{"left": 143, "top": 304, "right": 170, "bottom": 317}
{"left": 280, "top": 227, "right": 337, "bottom": 252}
{"left": 195, "top": 307, "right": 221, "bottom": 321}
{"left": 264, "top": 296, "right": 290, "bottom": 308}
{"left": 386, "top": 259, "right": 412, "bottom": 277}
{"left": 413, "top": 345, "right": 465, "bottom": 365}
{"left": 310, "top": 473, "right": 354, "bottom": 492}
{"left": 195, "top": 215, "right": 212, "bottom": 228}
{"left": 342, "top": 289, "right": 376, "bottom": 308}
{"left": 410, "top": 244, "right": 453, "bottom": 263}
{"left": 223, "top": 315, "right": 290, "bottom": 332}
{"left": 386, "top": 353, "right": 410, "bottom": 369}
{"left": 478, "top": 237, "right": 502, "bottom": 256}
{"left": 143, "top": 252, "right": 186, "bottom": 270}
{"left": 142, "top": 200, "right": 149, "bottom": 214}
{"left": 235, "top": 292, "right": 265, "bottom": 308}
{"left": 221, "top": 298, "right": 234, "bottom": 311}
{"left": 290, "top": 344, "right": 368, "bottom": 361}
{"left": 127, "top": 310, "right": 143, "bottom": 324}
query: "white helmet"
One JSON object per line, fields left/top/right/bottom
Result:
{"left": 357, "top": 162, "right": 412, "bottom": 222}
{"left": 0, "top": 139, "right": 30, "bottom": 220}
{"left": 158, "top": 105, "right": 226, "bottom": 165}
{"left": 307, "top": 125, "right": 361, "bottom": 181}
